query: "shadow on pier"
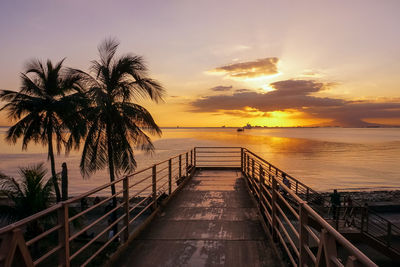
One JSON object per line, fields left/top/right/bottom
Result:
{"left": 112, "top": 169, "right": 282, "bottom": 266}
{"left": 0, "top": 147, "right": 394, "bottom": 266}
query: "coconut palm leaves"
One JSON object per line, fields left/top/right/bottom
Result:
{"left": 0, "top": 59, "right": 86, "bottom": 202}
{"left": 72, "top": 38, "right": 163, "bottom": 234}
{"left": 0, "top": 163, "right": 53, "bottom": 224}
{"left": 0, "top": 38, "right": 163, "bottom": 215}
{"left": 75, "top": 38, "right": 164, "bottom": 180}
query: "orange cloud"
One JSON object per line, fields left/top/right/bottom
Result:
{"left": 190, "top": 80, "right": 400, "bottom": 127}
{"left": 208, "top": 57, "right": 279, "bottom": 79}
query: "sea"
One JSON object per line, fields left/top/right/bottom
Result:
{"left": 0, "top": 127, "right": 399, "bottom": 194}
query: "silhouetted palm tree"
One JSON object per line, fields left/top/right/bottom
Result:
{"left": 0, "top": 59, "right": 86, "bottom": 202}
{"left": 0, "top": 163, "right": 53, "bottom": 227}
{"left": 74, "top": 38, "right": 163, "bottom": 229}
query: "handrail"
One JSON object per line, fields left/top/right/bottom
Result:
{"left": 0, "top": 203, "right": 62, "bottom": 234}
{"left": 244, "top": 148, "right": 320, "bottom": 197}
{"left": 245, "top": 147, "right": 400, "bottom": 246}
{"left": 0, "top": 148, "right": 196, "bottom": 267}
{"left": 240, "top": 148, "right": 378, "bottom": 266}
{"left": 0, "top": 147, "right": 384, "bottom": 266}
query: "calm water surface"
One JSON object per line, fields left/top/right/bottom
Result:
{"left": 0, "top": 127, "right": 399, "bottom": 194}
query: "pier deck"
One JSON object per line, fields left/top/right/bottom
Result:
{"left": 113, "top": 169, "right": 282, "bottom": 267}
{"left": 0, "top": 147, "right": 382, "bottom": 266}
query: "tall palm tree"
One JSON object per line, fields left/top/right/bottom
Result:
{"left": 0, "top": 59, "right": 86, "bottom": 202}
{"left": 0, "top": 164, "right": 53, "bottom": 228}
{"left": 75, "top": 38, "right": 164, "bottom": 230}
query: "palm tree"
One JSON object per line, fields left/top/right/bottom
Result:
{"left": 0, "top": 164, "right": 53, "bottom": 228}
{"left": 75, "top": 38, "right": 164, "bottom": 231}
{"left": 0, "top": 59, "right": 86, "bottom": 202}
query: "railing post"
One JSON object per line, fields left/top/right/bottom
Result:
{"left": 259, "top": 165, "right": 263, "bottom": 208}
{"left": 241, "top": 148, "right": 244, "bottom": 172}
{"left": 185, "top": 152, "right": 188, "bottom": 177}
{"left": 58, "top": 203, "right": 70, "bottom": 267}
{"left": 168, "top": 159, "right": 172, "bottom": 195}
{"left": 272, "top": 176, "right": 277, "bottom": 241}
{"left": 123, "top": 177, "right": 129, "bottom": 243}
{"left": 306, "top": 187, "right": 309, "bottom": 202}
{"left": 194, "top": 148, "right": 197, "bottom": 167}
{"left": 335, "top": 207, "right": 340, "bottom": 230}
{"left": 152, "top": 165, "right": 157, "bottom": 209}
{"left": 190, "top": 149, "right": 193, "bottom": 166}
{"left": 387, "top": 222, "right": 392, "bottom": 246}
{"left": 252, "top": 159, "right": 255, "bottom": 180}
{"left": 365, "top": 204, "right": 369, "bottom": 232}
{"left": 361, "top": 204, "right": 368, "bottom": 233}
{"left": 242, "top": 152, "right": 246, "bottom": 174}
{"left": 299, "top": 203, "right": 309, "bottom": 266}
{"left": 179, "top": 155, "right": 182, "bottom": 179}
{"left": 360, "top": 207, "right": 365, "bottom": 233}
{"left": 246, "top": 155, "right": 250, "bottom": 177}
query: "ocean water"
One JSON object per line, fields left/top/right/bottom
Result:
{"left": 0, "top": 127, "right": 399, "bottom": 194}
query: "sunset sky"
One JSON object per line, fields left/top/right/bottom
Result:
{"left": 1, "top": 0, "right": 399, "bottom": 127}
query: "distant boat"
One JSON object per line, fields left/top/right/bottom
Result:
{"left": 222, "top": 125, "right": 226, "bottom": 128}
{"left": 237, "top": 127, "right": 244, "bottom": 132}
{"left": 244, "top": 123, "right": 252, "bottom": 129}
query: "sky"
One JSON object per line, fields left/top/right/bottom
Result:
{"left": 0, "top": 0, "right": 400, "bottom": 127}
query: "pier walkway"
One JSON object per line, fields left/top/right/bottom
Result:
{"left": 0, "top": 147, "right": 387, "bottom": 266}
{"left": 113, "top": 169, "right": 281, "bottom": 266}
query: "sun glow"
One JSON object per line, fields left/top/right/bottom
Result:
{"left": 261, "top": 84, "right": 275, "bottom": 92}
{"left": 230, "top": 72, "right": 282, "bottom": 82}
{"left": 249, "top": 110, "right": 324, "bottom": 127}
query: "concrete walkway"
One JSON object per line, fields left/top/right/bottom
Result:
{"left": 113, "top": 170, "right": 283, "bottom": 267}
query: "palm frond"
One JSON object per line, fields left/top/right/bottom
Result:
{"left": 25, "top": 59, "right": 47, "bottom": 82}
{"left": 98, "top": 37, "right": 119, "bottom": 69}
{"left": 78, "top": 38, "right": 164, "bottom": 178}
{"left": 0, "top": 164, "right": 54, "bottom": 224}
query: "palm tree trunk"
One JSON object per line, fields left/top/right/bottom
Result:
{"left": 61, "top": 162, "right": 68, "bottom": 201}
{"left": 47, "top": 127, "right": 61, "bottom": 202}
{"left": 107, "top": 124, "right": 118, "bottom": 238}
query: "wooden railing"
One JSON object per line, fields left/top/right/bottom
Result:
{"left": 0, "top": 149, "right": 195, "bottom": 267}
{"left": 0, "top": 147, "right": 381, "bottom": 266}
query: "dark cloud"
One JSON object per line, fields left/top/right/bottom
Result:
{"left": 235, "top": 89, "right": 252, "bottom": 93}
{"left": 192, "top": 80, "right": 343, "bottom": 112}
{"left": 270, "top": 80, "right": 334, "bottom": 95}
{"left": 210, "top": 57, "right": 279, "bottom": 79}
{"left": 307, "top": 102, "right": 400, "bottom": 127}
{"left": 190, "top": 79, "right": 400, "bottom": 126}
{"left": 223, "top": 109, "right": 271, "bottom": 118}
{"left": 210, "top": 85, "right": 232, "bottom": 92}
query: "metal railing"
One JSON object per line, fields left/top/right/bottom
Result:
{"left": 324, "top": 199, "right": 400, "bottom": 257}
{"left": 240, "top": 148, "right": 377, "bottom": 267}
{"left": 0, "top": 147, "right": 383, "bottom": 266}
{"left": 0, "top": 149, "right": 195, "bottom": 267}
{"left": 194, "top": 146, "right": 242, "bottom": 168}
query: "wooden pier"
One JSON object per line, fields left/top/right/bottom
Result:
{"left": 112, "top": 169, "right": 281, "bottom": 266}
{"left": 0, "top": 147, "right": 395, "bottom": 266}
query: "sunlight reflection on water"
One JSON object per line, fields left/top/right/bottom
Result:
{"left": 0, "top": 127, "right": 399, "bottom": 194}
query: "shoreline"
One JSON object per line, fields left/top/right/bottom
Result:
{"left": 2, "top": 189, "right": 400, "bottom": 207}
{"left": 320, "top": 189, "right": 400, "bottom": 203}
{"left": 320, "top": 189, "right": 400, "bottom": 214}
